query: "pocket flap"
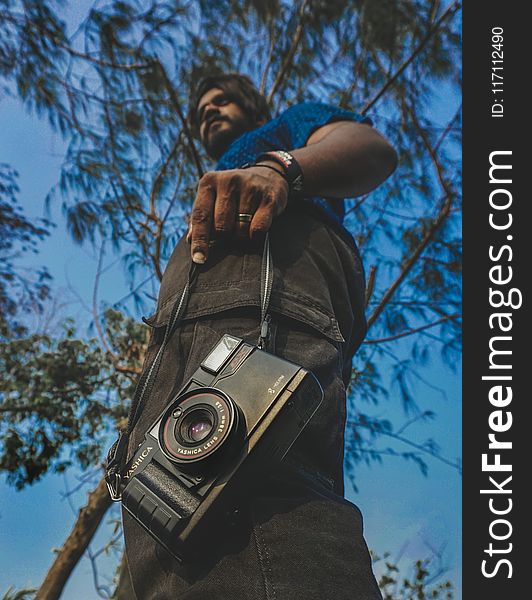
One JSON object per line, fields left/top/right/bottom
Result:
{"left": 142, "top": 288, "right": 344, "bottom": 343}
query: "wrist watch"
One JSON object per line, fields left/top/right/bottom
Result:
{"left": 243, "top": 150, "right": 305, "bottom": 201}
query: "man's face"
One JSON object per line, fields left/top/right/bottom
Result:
{"left": 197, "top": 87, "right": 256, "bottom": 160}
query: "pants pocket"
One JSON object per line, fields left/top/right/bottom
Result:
{"left": 180, "top": 306, "right": 263, "bottom": 383}
{"left": 268, "top": 312, "right": 347, "bottom": 493}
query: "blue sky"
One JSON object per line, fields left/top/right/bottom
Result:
{"left": 0, "top": 6, "right": 462, "bottom": 597}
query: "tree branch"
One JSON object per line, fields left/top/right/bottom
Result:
{"left": 361, "top": 1, "right": 461, "bottom": 114}
{"left": 259, "top": 18, "right": 276, "bottom": 94}
{"left": 60, "top": 43, "right": 153, "bottom": 71}
{"left": 35, "top": 476, "right": 112, "bottom": 600}
{"left": 155, "top": 60, "right": 205, "bottom": 178}
{"left": 92, "top": 239, "right": 115, "bottom": 357}
{"left": 367, "top": 193, "right": 453, "bottom": 330}
{"left": 363, "top": 314, "right": 460, "bottom": 344}
{"left": 147, "top": 136, "right": 184, "bottom": 282}
{"left": 364, "top": 265, "right": 377, "bottom": 308}
{"left": 114, "top": 364, "right": 142, "bottom": 376}
{"left": 434, "top": 102, "right": 462, "bottom": 152}
{"left": 266, "top": 0, "right": 309, "bottom": 104}
{"left": 367, "top": 99, "right": 459, "bottom": 330}
{"left": 348, "top": 421, "right": 462, "bottom": 473}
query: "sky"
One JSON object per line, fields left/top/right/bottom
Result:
{"left": 0, "top": 6, "right": 462, "bottom": 599}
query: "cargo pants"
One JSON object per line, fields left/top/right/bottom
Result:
{"left": 120, "top": 205, "right": 382, "bottom": 599}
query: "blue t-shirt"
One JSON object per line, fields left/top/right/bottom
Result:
{"left": 216, "top": 102, "right": 372, "bottom": 226}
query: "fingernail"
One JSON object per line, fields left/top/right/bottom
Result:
{"left": 192, "top": 252, "right": 206, "bottom": 264}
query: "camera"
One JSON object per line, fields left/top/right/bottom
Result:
{"left": 121, "top": 333, "right": 323, "bottom": 562}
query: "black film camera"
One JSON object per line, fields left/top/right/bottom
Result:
{"left": 121, "top": 333, "right": 323, "bottom": 562}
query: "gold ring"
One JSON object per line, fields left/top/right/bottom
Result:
{"left": 237, "top": 213, "right": 253, "bottom": 223}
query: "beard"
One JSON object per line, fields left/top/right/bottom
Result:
{"left": 203, "top": 116, "right": 253, "bottom": 160}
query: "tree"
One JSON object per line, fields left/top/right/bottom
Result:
{"left": 0, "top": 164, "right": 51, "bottom": 338}
{"left": 0, "top": 1, "right": 461, "bottom": 597}
{"left": 374, "top": 551, "right": 454, "bottom": 600}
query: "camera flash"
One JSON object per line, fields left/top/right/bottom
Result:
{"left": 201, "top": 334, "right": 241, "bottom": 373}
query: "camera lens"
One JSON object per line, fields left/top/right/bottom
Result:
{"left": 189, "top": 420, "right": 212, "bottom": 442}
{"left": 180, "top": 409, "right": 214, "bottom": 443}
{"left": 158, "top": 388, "right": 238, "bottom": 465}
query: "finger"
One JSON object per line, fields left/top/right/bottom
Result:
{"left": 213, "top": 173, "right": 239, "bottom": 236}
{"left": 191, "top": 174, "right": 216, "bottom": 263}
{"left": 236, "top": 184, "right": 261, "bottom": 240}
{"left": 249, "top": 192, "right": 287, "bottom": 239}
{"left": 249, "top": 193, "right": 276, "bottom": 240}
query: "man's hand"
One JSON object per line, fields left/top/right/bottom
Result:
{"left": 187, "top": 165, "right": 289, "bottom": 264}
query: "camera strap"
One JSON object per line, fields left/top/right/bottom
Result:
{"left": 105, "top": 261, "right": 199, "bottom": 500}
{"left": 258, "top": 231, "right": 273, "bottom": 349}
{"left": 105, "top": 234, "right": 274, "bottom": 501}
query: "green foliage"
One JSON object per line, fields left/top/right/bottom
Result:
{"left": 0, "top": 310, "right": 148, "bottom": 488}
{"left": 0, "top": 164, "right": 52, "bottom": 337}
{"left": 374, "top": 552, "right": 454, "bottom": 600}
{"left": 0, "top": 0, "right": 69, "bottom": 132}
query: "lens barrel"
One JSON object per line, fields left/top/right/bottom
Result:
{"left": 158, "top": 388, "right": 238, "bottom": 465}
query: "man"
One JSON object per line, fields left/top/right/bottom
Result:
{"left": 120, "top": 73, "right": 397, "bottom": 599}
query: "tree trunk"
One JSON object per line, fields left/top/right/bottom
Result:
{"left": 35, "top": 476, "right": 112, "bottom": 600}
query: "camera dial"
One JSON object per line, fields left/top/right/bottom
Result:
{"left": 158, "top": 388, "right": 238, "bottom": 465}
